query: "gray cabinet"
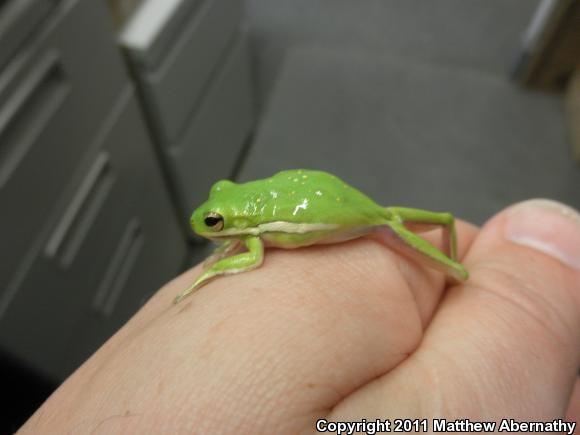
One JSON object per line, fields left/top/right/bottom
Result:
{"left": 122, "top": 0, "right": 245, "bottom": 145}
{"left": 0, "top": 0, "right": 128, "bottom": 301}
{"left": 121, "top": 0, "right": 255, "bottom": 219}
{"left": 0, "top": 0, "right": 188, "bottom": 381}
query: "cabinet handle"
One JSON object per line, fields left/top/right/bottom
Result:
{"left": 93, "top": 219, "right": 144, "bottom": 316}
{"left": 0, "top": 50, "right": 69, "bottom": 188}
{"left": 0, "top": 0, "right": 54, "bottom": 70}
{"left": 44, "top": 151, "right": 114, "bottom": 266}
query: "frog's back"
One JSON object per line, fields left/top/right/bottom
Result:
{"left": 238, "top": 169, "right": 387, "bottom": 227}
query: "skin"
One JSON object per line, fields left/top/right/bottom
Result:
{"left": 175, "top": 169, "right": 468, "bottom": 303}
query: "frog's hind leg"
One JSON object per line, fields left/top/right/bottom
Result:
{"left": 379, "top": 207, "right": 468, "bottom": 282}
{"left": 385, "top": 207, "right": 459, "bottom": 260}
{"left": 174, "top": 237, "right": 264, "bottom": 304}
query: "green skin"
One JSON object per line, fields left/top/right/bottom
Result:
{"left": 174, "top": 169, "right": 469, "bottom": 304}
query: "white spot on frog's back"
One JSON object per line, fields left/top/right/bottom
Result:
{"left": 270, "top": 190, "right": 278, "bottom": 199}
{"left": 243, "top": 201, "right": 259, "bottom": 215}
{"left": 292, "top": 198, "right": 309, "bottom": 216}
{"left": 315, "top": 190, "right": 323, "bottom": 196}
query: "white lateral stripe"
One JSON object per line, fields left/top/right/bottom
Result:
{"left": 259, "top": 221, "right": 338, "bottom": 233}
{"left": 215, "top": 221, "right": 339, "bottom": 237}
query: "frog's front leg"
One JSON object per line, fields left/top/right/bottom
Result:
{"left": 382, "top": 207, "right": 468, "bottom": 282}
{"left": 174, "top": 236, "right": 264, "bottom": 304}
{"left": 203, "top": 239, "right": 242, "bottom": 270}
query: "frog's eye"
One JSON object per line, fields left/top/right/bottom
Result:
{"left": 203, "top": 212, "right": 224, "bottom": 231}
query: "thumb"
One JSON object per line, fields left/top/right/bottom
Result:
{"left": 330, "top": 199, "right": 580, "bottom": 420}
{"left": 422, "top": 198, "right": 580, "bottom": 417}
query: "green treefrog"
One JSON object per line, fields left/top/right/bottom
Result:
{"left": 174, "top": 169, "right": 468, "bottom": 304}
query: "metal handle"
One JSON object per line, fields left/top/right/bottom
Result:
{"left": 0, "top": 50, "right": 69, "bottom": 187}
{"left": 44, "top": 151, "right": 114, "bottom": 266}
{"left": 93, "top": 218, "right": 144, "bottom": 316}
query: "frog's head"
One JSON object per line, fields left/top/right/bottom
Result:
{"left": 190, "top": 179, "right": 252, "bottom": 239}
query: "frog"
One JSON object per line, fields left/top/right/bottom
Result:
{"left": 174, "top": 169, "right": 468, "bottom": 304}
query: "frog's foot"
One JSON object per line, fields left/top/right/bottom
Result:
{"left": 174, "top": 237, "right": 264, "bottom": 304}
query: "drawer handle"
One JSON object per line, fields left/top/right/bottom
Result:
{"left": 93, "top": 219, "right": 144, "bottom": 316}
{"left": 0, "top": 0, "right": 54, "bottom": 70}
{"left": 44, "top": 151, "right": 115, "bottom": 266}
{"left": 0, "top": 50, "right": 69, "bottom": 188}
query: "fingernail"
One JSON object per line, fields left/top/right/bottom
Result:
{"left": 504, "top": 199, "right": 580, "bottom": 271}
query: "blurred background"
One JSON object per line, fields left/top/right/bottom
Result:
{"left": 1, "top": 0, "right": 579, "bottom": 431}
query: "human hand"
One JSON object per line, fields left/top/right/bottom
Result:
{"left": 20, "top": 199, "right": 580, "bottom": 434}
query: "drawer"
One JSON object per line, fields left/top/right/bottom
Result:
{"left": 121, "top": 0, "right": 243, "bottom": 144}
{"left": 0, "top": 89, "right": 187, "bottom": 381}
{"left": 0, "top": 0, "right": 128, "bottom": 301}
{"left": 168, "top": 34, "right": 254, "bottom": 217}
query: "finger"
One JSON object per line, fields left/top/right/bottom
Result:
{"left": 330, "top": 199, "right": 580, "bottom": 420}
{"left": 24, "top": 219, "right": 476, "bottom": 434}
